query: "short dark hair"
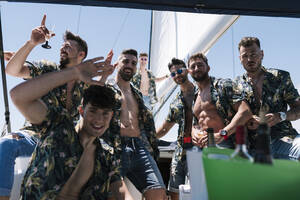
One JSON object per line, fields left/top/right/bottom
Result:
{"left": 168, "top": 58, "right": 186, "bottom": 70}
{"left": 238, "top": 37, "right": 261, "bottom": 51}
{"left": 82, "top": 85, "right": 116, "bottom": 110}
{"left": 139, "top": 53, "right": 148, "bottom": 57}
{"left": 188, "top": 52, "right": 208, "bottom": 67}
{"left": 121, "top": 49, "right": 138, "bottom": 59}
{"left": 64, "top": 30, "right": 88, "bottom": 60}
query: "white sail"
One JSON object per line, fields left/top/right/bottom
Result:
{"left": 150, "top": 11, "right": 239, "bottom": 101}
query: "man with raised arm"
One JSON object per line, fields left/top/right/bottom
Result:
{"left": 188, "top": 52, "right": 252, "bottom": 148}
{"left": 156, "top": 58, "right": 195, "bottom": 200}
{"left": 10, "top": 56, "right": 132, "bottom": 200}
{"left": 236, "top": 37, "right": 300, "bottom": 160}
{"left": 108, "top": 49, "right": 167, "bottom": 200}
{"left": 131, "top": 52, "right": 169, "bottom": 110}
{"left": 0, "top": 15, "right": 87, "bottom": 200}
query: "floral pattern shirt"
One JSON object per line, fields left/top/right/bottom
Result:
{"left": 20, "top": 60, "right": 85, "bottom": 139}
{"left": 20, "top": 84, "right": 121, "bottom": 200}
{"left": 195, "top": 76, "right": 244, "bottom": 126}
{"left": 131, "top": 69, "right": 158, "bottom": 104}
{"left": 108, "top": 80, "right": 159, "bottom": 161}
{"left": 165, "top": 88, "right": 194, "bottom": 175}
{"left": 166, "top": 77, "right": 242, "bottom": 175}
{"left": 235, "top": 67, "right": 300, "bottom": 142}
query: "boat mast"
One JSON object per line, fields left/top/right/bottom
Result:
{"left": 148, "top": 10, "right": 153, "bottom": 70}
{"left": 0, "top": 8, "right": 11, "bottom": 133}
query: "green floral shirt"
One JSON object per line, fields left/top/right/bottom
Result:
{"left": 165, "top": 88, "right": 194, "bottom": 175}
{"left": 196, "top": 76, "right": 244, "bottom": 126}
{"left": 20, "top": 86, "right": 121, "bottom": 200}
{"left": 166, "top": 77, "right": 242, "bottom": 175}
{"left": 235, "top": 67, "right": 300, "bottom": 141}
{"left": 131, "top": 70, "right": 158, "bottom": 104}
{"left": 109, "top": 81, "right": 159, "bottom": 161}
{"left": 20, "top": 60, "right": 85, "bottom": 139}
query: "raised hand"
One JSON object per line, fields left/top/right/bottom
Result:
{"left": 3, "top": 51, "right": 15, "bottom": 61}
{"left": 30, "top": 15, "right": 55, "bottom": 46}
{"left": 75, "top": 56, "right": 113, "bottom": 85}
{"left": 103, "top": 49, "right": 115, "bottom": 76}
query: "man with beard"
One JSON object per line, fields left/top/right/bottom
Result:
{"left": 107, "top": 49, "right": 167, "bottom": 200}
{"left": 188, "top": 52, "right": 252, "bottom": 149}
{"left": 235, "top": 37, "right": 300, "bottom": 160}
{"left": 131, "top": 53, "right": 169, "bottom": 110}
{"left": 156, "top": 58, "right": 195, "bottom": 200}
{"left": 0, "top": 15, "right": 88, "bottom": 200}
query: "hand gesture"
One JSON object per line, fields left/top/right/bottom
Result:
{"left": 265, "top": 113, "right": 281, "bottom": 127}
{"left": 75, "top": 56, "right": 113, "bottom": 85}
{"left": 191, "top": 126, "right": 206, "bottom": 147}
{"left": 103, "top": 49, "right": 115, "bottom": 76}
{"left": 3, "top": 51, "right": 15, "bottom": 61}
{"left": 30, "top": 15, "right": 55, "bottom": 46}
{"left": 246, "top": 115, "right": 260, "bottom": 130}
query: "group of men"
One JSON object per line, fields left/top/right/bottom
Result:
{"left": 1, "top": 14, "right": 300, "bottom": 200}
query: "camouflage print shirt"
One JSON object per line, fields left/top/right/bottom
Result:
{"left": 109, "top": 80, "right": 159, "bottom": 161}
{"left": 195, "top": 76, "right": 244, "bottom": 126}
{"left": 20, "top": 60, "right": 85, "bottom": 139}
{"left": 131, "top": 69, "right": 158, "bottom": 104}
{"left": 235, "top": 67, "right": 300, "bottom": 141}
{"left": 20, "top": 85, "right": 121, "bottom": 200}
{"left": 165, "top": 88, "right": 195, "bottom": 175}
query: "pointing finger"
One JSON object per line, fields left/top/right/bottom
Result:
{"left": 41, "top": 14, "right": 46, "bottom": 26}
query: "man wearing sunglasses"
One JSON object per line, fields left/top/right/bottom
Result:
{"left": 156, "top": 58, "right": 195, "bottom": 200}
{"left": 131, "top": 53, "right": 169, "bottom": 110}
{"left": 188, "top": 52, "right": 252, "bottom": 149}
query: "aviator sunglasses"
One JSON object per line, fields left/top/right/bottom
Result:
{"left": 170, "top": 68, "right": 185, "bottom": 77}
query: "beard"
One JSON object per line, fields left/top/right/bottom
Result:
{"left": 191, "top": 71, "right": 209, "bottom": 82}
{"left": 59, "top": 57, "right": 70, "bottom": 69}
{"left": 175, "top": 76, "right": 187, "bottom": 85}
{"left": 119, "top": 69, "right": 134, "bottom": 82}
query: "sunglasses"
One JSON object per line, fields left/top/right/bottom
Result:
{"left": 170, "top": 68, "right": 185, "bottom": 77}
{"left": 140, "top": 58, "right": 148, "bottom": 61}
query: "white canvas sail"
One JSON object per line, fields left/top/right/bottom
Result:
{"left": 150, "top": 11, "right": 239, "bottom": 101}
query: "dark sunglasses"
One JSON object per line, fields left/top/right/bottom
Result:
{"left": 170, "top": 68, "right": 184, "bottom": 77}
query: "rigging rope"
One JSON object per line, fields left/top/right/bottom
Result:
{"left": 76, "top": 6, "right": 82, "bottom": 34}
{"left": 111, "top": 10, "right": 130, "bottom": 49}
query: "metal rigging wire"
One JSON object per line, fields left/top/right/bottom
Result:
{"left": 111, "top": 10, "right": 130, "bottom": 49}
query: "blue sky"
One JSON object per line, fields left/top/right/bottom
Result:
{"left": 0, "top": 2, "right": 300, "bottom": 140}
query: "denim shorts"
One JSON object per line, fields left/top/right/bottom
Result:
{"left": 271, "top": 135, "right": 300, "bottom": 160}
{"left": 0, "top": 131, "right": 37, "bottom": 196}
{"left": 168, "top": 153, "right": 188, "bottom": 193}
{"left": 121, "top": 137, "right": 165, "bottom": 194}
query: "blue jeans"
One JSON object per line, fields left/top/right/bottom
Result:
{"left": 168, "top": 154, "right": 188, "bottom": 193}
{"left": 271, "top": 135, "right": 300, "bottom": 160}
{"left": 0, "top": 131, "right": 37, "bottom": 196}
{"left": 121, "top": 137, "right": 165, "bottom": 194}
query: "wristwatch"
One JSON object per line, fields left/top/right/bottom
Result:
{"left": 220, "top": 129, "right": 228, "bottom": 140}
{"left": 279, "top": 112, "right": 287, "bottom": 122}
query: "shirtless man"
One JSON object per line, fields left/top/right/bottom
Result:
{"left": 132, "top": 53, "right": 169, "bottom": 110}
{"left": 108, "top": 49, "right": 167, "bottom": 200}
{"left": 188, "top": 52, "right": 252, "bottom": 148}
{"left": 156, "top": 58, "right": 195, "bottom": 200}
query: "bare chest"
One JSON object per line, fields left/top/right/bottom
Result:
{"left": 140, "top": 73, "right": 150, "bottom": 95}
